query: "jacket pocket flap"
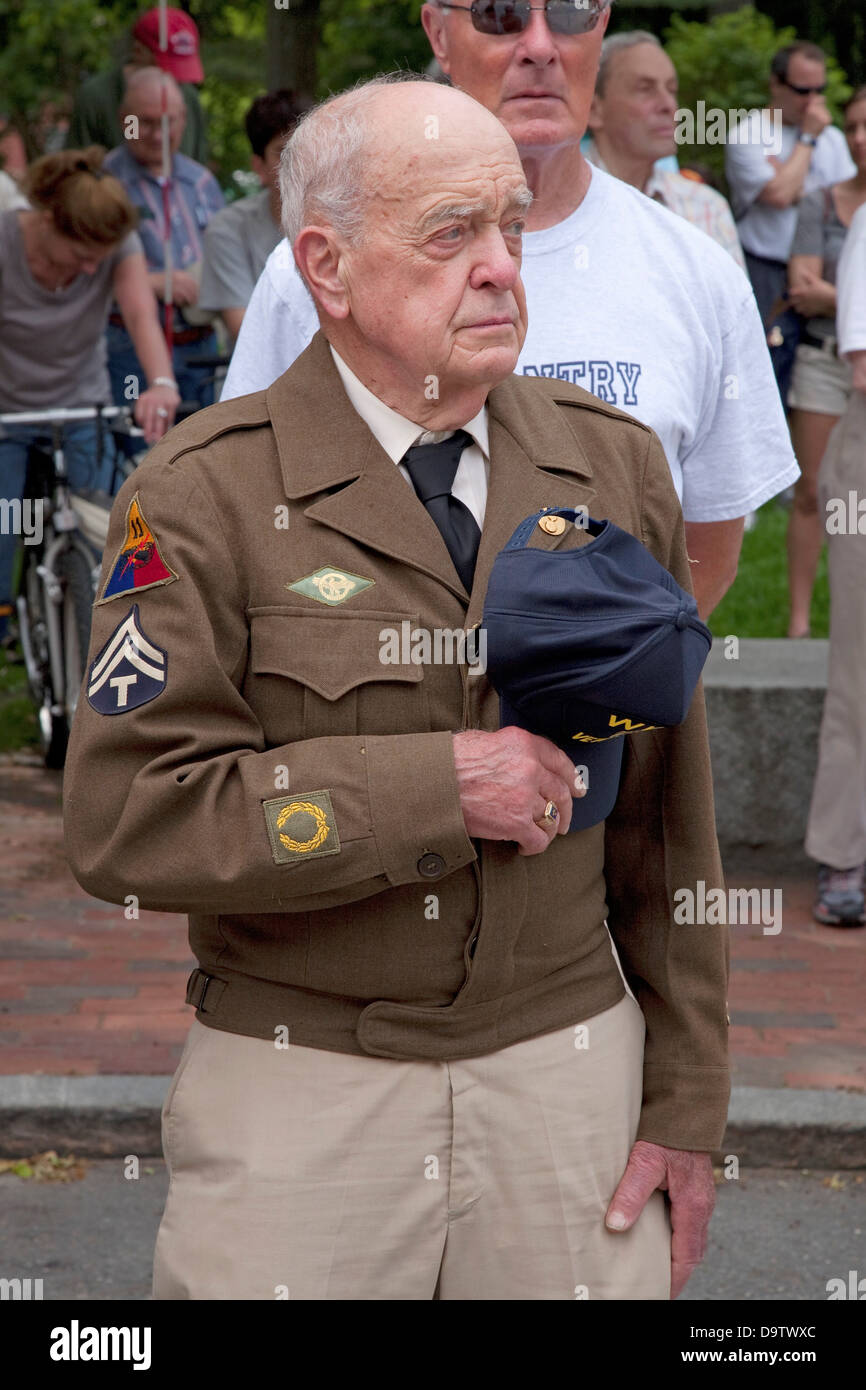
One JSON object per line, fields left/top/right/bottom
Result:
{"left": 248, "top": 608, "right": 424, "bottom": 701}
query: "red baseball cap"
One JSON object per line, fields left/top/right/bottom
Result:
{"left": 132, "top": 8, "right": 204, "bottom": 84}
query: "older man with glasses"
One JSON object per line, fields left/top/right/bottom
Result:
{"left": 726, "top": 40, "right": 856, "bottom": 403}
{"left": 222, "top": 0, "right": 797, "bottom": 624}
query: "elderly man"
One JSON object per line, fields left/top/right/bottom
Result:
{"left": 103, "top": 68, "right": 224, "bottom": 410}
{"left": 221, "top": 1, "right": 797, "bottom": 621}
{"left": 726, "top": 40, "right": 856, "bottom": 400}
{"left": 585, "top": 31, "right": 744, "bottom": 267}
{"left": 64, "top": 76, "right": 727, "bottom": 1302}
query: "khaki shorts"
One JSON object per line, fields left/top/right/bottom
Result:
{"left": 788, "top": 342, "right": 852, "bottom": 417}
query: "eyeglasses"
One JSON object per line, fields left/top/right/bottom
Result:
{"left": 781, "top": 79, "right": 827, "bottom": 96}
{"left": 442, "top": 0, "right": 608, "bottom": 37}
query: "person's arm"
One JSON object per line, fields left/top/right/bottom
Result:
{"left": 63, "top": 456, "right": 478, "bottom": 916}
{"left": 603, "top": 429, "right": 729, "bottom": 1298}
{"left": 683, "top": 517, "right": 744, "bottom": 619}
{"left": 198, "top": 212, "right": 253, "bottom": 342}
{"left": 849, "top": 350, "right": 866, "bottom": 394}
{"left": 222, "top": 306, "right": 246, "bottom": 339}
{"left": 111, "top": 251, "right": 180, "bottom": 442}
{"left": 758, "top": 95, "right": 832, "bottom": 209}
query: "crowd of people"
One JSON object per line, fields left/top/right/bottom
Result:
{"left": 1, "top": 3, "right": 865, "bottom": 937}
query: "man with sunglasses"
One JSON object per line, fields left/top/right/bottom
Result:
{"left": 222, "top": 0, "right": 797, "bottom": 619}
{"left": 726, "top": 41, "right": 856, "bottom": 403}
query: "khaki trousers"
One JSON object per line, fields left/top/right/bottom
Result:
{"left": 806, "top": 389, "right": 866, "bottom": 868}
{"left": 152, "top": 989, "right": 670, "bottom": 1301}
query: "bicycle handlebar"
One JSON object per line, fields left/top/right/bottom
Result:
{"left": 0, "top": 404, "right": 137, "bottom": 428}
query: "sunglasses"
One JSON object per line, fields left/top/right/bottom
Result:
{"left": 781, "top": 79, "right": 827, "bottom": 96}
{"left": 442, "top": 0, "right": 608, "bottom": 37}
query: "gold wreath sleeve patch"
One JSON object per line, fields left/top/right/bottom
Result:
{"left": 263, "top": 791, "right": 341, "bottom": 866}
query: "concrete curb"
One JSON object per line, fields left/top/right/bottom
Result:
{"left": 1, "top": 1077, "right": 865, "bottom": 1166}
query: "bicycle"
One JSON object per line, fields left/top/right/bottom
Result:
{"left": 0, "top": 404, "right": 144, "bottom": 768}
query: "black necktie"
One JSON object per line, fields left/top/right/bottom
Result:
{"left": 402, "top": 429, "right": 481, "bottom": 593}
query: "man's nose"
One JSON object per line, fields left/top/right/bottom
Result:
{"left": 471, "top": 227, "right": 520, "bottom": 289}
{"left": 515, "top": 8, "right": 559, "bottom": 64}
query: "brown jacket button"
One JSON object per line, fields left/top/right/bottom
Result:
{"left": 417, "top": 852, "right": 446, "bottom": 879}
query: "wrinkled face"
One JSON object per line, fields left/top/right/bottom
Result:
{"left": 844, "top": 98, "right": 866, "bottom": 171}
{"left": 336, "top": 99, "right": 530, "bottom": 403}
{"left": 769, "top": 53, "right": 827, "bottom": 127}
{"left": 589, "top": 43, "right": 679, "bottom": 163}
{"left": 121, "top": 85, "right": 186, "bottom": 165}
{"left": 421, "top": 1, "right": 612, "bottom": 154}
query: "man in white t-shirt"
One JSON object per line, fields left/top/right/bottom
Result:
{"left": 725, "top": 41, "right": 856, "bottom": 401}
{"left": 222, "top": 0, "right": 798, "bottom": 618}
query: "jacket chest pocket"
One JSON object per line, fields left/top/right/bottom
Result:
{"left": 247, "top": 607, "right": 429, "bottom": 743}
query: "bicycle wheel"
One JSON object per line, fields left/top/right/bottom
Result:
{"left": 55, "top": 544, "right": 95, "bottom": 726}
{"left": 17, "top": 545, "right": 67, "bottom": 767}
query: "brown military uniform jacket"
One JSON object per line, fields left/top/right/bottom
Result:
{"left": 63, "top": 331, "right": 729, "bottom": 1150}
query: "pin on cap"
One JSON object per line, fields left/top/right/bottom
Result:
{"left": 482, "top": 508, "right": 712, "bottom": 831}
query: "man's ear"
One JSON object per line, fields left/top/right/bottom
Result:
{"left": 421, "top": 3, "right": 451, "bottom": 75}
{"left": 294, "top": 227, "right": 350, "bottom": 320}
{"left": 587, "top": 92, "right": 604, "bottom": 135}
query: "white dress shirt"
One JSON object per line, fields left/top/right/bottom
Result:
{"left": 330, "top": 346, "right": 490, "bottom": 529}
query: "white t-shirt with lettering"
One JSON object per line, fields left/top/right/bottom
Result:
{"left": 221, "top": 164, "right": 798, "bottom": 522}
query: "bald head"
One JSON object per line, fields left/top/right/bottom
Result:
{"left": 280, "top": 75, "right": 527, "bottom": 247}
{"left": 288, "top": 74, "right": 530, "bottom": 430}
{"left": 120, "top": 65, "right": 186, "bottom": 172}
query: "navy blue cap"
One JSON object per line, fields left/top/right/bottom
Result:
{"left": 482, "top": 509, "right": 712, "bottom": 832}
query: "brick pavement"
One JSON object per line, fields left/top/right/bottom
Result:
{"left": 1, "top": 758, "right": 864, "bottom": 1088}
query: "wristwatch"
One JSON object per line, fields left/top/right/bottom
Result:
{"left": 798, "top": 133, "right": 818, "bottom": 147}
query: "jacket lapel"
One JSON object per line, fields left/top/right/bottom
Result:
{"left": 267, "top": 333, "right": 601, "bottom": 616}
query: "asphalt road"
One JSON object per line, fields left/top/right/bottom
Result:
{"left": 1, "top": 1163, "right": 863, "bottom": 1301}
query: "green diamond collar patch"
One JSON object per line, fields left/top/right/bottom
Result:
{"left": 287, "top": 566, "right": 375, "bottom": 606}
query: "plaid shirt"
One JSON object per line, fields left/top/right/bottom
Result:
{"left": 103, "top": 145, "right": 224, "bottom": 276}
{"left": 585, "top": 141, "right": 746, "bottom": 271}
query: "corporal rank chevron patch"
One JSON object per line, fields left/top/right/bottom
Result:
{"left": 86, "top": 605, "right": 167, "bottom": 715}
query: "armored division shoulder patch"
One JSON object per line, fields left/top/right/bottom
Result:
{"left": 96, "top": 491, "right": 178, "bottom": 605}
{"left": 286, "top": 567, "right": 374, "bottom": 606}
{"left": 86, "top": 605, "right": 167, "bottom": 714}
{"left": 263, "top": 791, "right": 341, "bottom": 865}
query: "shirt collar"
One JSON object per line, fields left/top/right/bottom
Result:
{"left": 329, "top": 345, "right": 489, "bottom": 463}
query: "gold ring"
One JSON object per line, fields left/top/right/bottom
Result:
{"left": 535, "top": 800, "right": 559, "bottom": 829}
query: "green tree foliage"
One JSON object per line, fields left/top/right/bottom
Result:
{"left": 0, "top": 0, "right": 266, "bottom": 190}
{"left": 665, "top": 5, "right": 852, "bottom": 184}
{"left": 0, "top": 0, "right": 130, "bottom": 158}
{"left": 317, "top": 0, "right": 431, "bottom": 96}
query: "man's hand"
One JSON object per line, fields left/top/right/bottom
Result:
{"left": 787, "top": 268, "right": 836, "bottom": 319}
{"left": 135, "top": 383, "right": 180, "bottom": 444}
{"left": 452, "top": 727, "right": 585, "bottom": 855}
{"left": 147, "top": 269, "right": 199, "bottom": 307}
{"left": 801, "top": 95, "right": 831, "bottom": 139}
{"left": 605, "top": 1140, "right": 716, "bottom": 1299}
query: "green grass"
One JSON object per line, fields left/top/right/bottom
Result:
{"left": 709, "top": 498, "right": 829, "bottom": 640}
{"left": 0, "top": 657, "right": 40, "bottom": 754}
